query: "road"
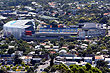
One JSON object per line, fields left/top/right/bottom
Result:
{"left": 36, "top": 59, "right": 50, "bottom": 73}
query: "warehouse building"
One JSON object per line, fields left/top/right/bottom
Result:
{"left": 3, "top": 20, "right": 35, "bottom": 39}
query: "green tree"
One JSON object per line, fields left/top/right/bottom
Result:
{"left": 6, "top": 66, "right": 11, "bottom": 70}
{"left": 50, "top": 55, "right": 54, "bottom": 67}
{"left": 21, "top": 61, "right": 26, "bottom": 67}
{"left": 18, "top": 66, "right": 23, "bottom": 70}
{"left": 10, "top": 64, "right": 13, "bottom": 67}
{"left": 34, "top": 63, "right": 38, "bottom": 69}
{"left": 99, "top": 17, "right": 108, "bottom": 24}
{"left": 27, "top": 67, "right": 34, "bottom": 73}
{"left": 42, "top": 58, "right": 46, "bottom": 62}
{"left": 0, "top": 69, "right": 5, "bottom": 73}
{"left": 68, "top": 44, "right": 75, "bottom": 50}
{"left": 44, "top": 68, "right": 49, "bottom": 73}
{"left": 51, "top": 65, "right": 57, "bottom": 72}
{"left": 85, "top": 63, "right": 91, "bottom": 71}
{"left": 96, "top": 60, "right": 108, "bottom": 68}
{"left": 14, "top": 51, "right": 22, "bottom": 64}
{"left": 25, "top": 66, "right": 29, "bottom": 70}
{"left": 1, "top": 66, "right": 5, "bottom": 71}
{"left": 8, "top": 48, "right": 15, "bottom": 54}
{"left": 78, "top": 67, "right": 86, "bottom": 73}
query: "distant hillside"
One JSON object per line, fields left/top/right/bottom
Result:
{"left": 0, "top": 0, "right": 110, "bottom": 6}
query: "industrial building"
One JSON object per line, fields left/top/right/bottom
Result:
{"left": 3, "top": 20, "right": 35, "bottom": 39}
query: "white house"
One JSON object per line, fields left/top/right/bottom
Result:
{"left": 9, "top": 46, "right": 14, "bottom": 49}
{"left": 84, "top": 57, "right": 92, "bottom": 64}
{"left": 105, "top": 58, "right": 110, "bottom": 63}
{"left": 59, "top": 50, "right": 67, "bottom": 54}
{"left": 35, "top": 45, "right": 41, "bottom": 50}
{"left": 44, "top": 46, "right": 50, "bottom": 49}
{"left": 53, "top": 46, "right": 59, "bottom": 49}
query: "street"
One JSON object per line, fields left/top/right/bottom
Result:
{"left": 36, "top": 59, "right": 50, "bottom": 73}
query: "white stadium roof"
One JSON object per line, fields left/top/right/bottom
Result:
{"left": 4, "top": 20, "right": 33, "bottom": 28}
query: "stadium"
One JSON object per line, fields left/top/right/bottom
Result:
{"left": 3, "top": 20, "right": 35, "bottom": 39}
{"left": 3, "top": 20, "right": 78, "bottom": 40}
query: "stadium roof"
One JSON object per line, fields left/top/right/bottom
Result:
{"left": 82, "top": 22, "right": 102, "bottom": 29}
{"left": 4, "top": 20, "right": 33, "bottom": 28}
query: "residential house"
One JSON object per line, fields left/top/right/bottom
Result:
{"left": 31, "top": 58, "right": 42, "bottom": 65}
{"left": 59, "top": 49, "right": 67, "bottom": 55}
{"left": 35, "top": 45, "right": 41, "bottom": 50}
{"left": 28, "top": 51, "right": 35, "bottom": 56}
{"left": 62, "top": 46, "right": 68, "bottom": 49}
{"left": 105, "top": 58, "right": 110, "bottom": 63}
{"left": 84, "top": 57, "right": 92, "bottom": 64}
{"left": 108, "top": 26, "right": 110, "bottom": 36}
{"left": 0, "top": 55, "right": 14, "bottom": 64}
{"left": 64, "top": 61, "right": 78, "bottom": 66}
{"left": 40, "top": 43, "right": 46, "bottom": 46}
{"left": 25, "top": 6, "right": 34, "bottom": 11}
{"left": 58, "top": 10, "right": 65, "bottom": 15}
{"left": 19, "top": 56, "right": 32, "bottom": 65}
{"left": 9, "top": 46, "right": 14, "bottom": 49}
{"left": 17, "top": 11, "right": 28, "bottom": 14}
{"left": 33, "top": 54, "right": 50, "bottom": 60}
{"left": 53, "top": 46, "right": 59, "bottom": 49}
{"left": 66, "top": 57, "right": 73, "bottom": 61}
{"left": 44, "top": 45, "right": 50, "bottom": 49}
{"left": 103, "top": 13, "right": 110, "bottom": 17}
{"left": 95, "top": 55, "right": 104, "bottom": 63}
{"left": 73, "top": 57, "right": 82, "bottom": 63}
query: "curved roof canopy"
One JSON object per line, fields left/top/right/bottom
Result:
{"left": 4, "top": 20, "right": 34, "bottom": 28}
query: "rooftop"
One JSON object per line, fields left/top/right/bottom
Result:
{"left": 81, "top": 22, "right": 103, "bottom": 29}
{"left": 38, "top": 15, "right": 58, "bottom": 20}
{"left": 3, "top": 20, "right": 34, "bottom": 28}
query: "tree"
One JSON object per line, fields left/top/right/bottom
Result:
{"left": 8, "top": 48, "right": 15, "bottom": 54}
{"left": 0, "top": 69, "right": 5, "bottom": 73}
{"left": 96, "top": 60, "right": 108, "bottom": 68}
{"left": 50, "top": 45, "right": 53, "bottom": 48}
{"left": 27, "top": 67, "right": 34, "bottom": 73}
{"left": 0, "top": 44, "right": 8, "bottom": 49}
{"left": 6, "top": 66, "right": 11, "bottom": 70}
{"left": 25, "top": 66, "right": 29, "bottom": 70}
{"left": 34, "top": 63, "right": 38, "bottom": 69}
{"left": 5, "top": 38, "right": 10, "bottom": 43}
{"left": 10, "top": 64, "right": 13, "bottom": 67}
{"left": 42, "top": 58, "right": 46, "bottom": 62}
{"left": 60, "top": 37, "right": 64, "bottom": 42}
{"left": 51, "top": 66, "right": 57, "bottom": 72}
{"left": 44, "top": 68, "right": 49, "bottom": 73}
{"left": 40, "top": 45, "right": 44, "bottom": 49}
{"left": 55, "top": 13, "right": 59, "bottom": 17}
{"left": 12, "top": 66, "right": 17, "bottom": 71}
{"left": 68, "top": 44, "right": 75, "bottom": 50}
{"left": 85, "top": 63, "right": 91, "bottom": 71}
{"left": 50, "top": 55, "right": 54, "bottom": 67}
{"left": 99, "top": 17, "right": 108, "bottom": 24}
{"left": 1, "top": 66, "right": 5, "bottom": 71}
{"left": 78, "top": 67, "right": 86, "bottom": 73}
{"left": 14, "top": 51, "right": 22, "bottom": 64}
{"left": 21, "top": 62, "right": 26, "bottom": 67}
{"left": 18, "top": 66, "right": 23, "bottom": 70}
